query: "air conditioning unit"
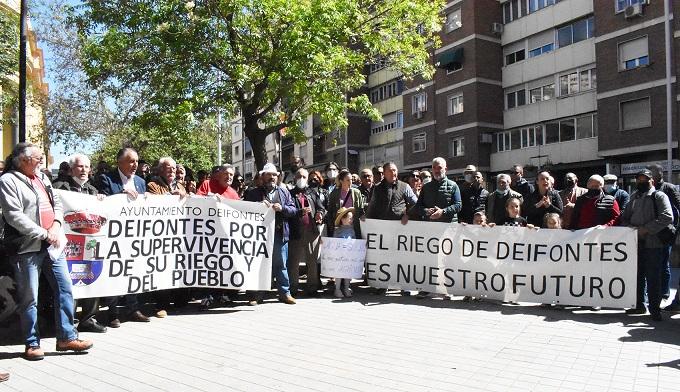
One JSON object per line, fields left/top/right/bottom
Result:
{"left": 624, "top": 3, "right": 643, "bottom": 18}
{"left": 414, "top": 111, "right": 424, "bottom": 119}
{"left": 491, "top": 23, "right": 504, "bottom": 35}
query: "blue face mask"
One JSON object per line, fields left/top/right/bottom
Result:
{"left": 604, "top": 184, "right": 616, "bottom": 193}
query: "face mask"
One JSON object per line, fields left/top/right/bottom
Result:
{"left": 604, "top": 184, "right": 616, "bottom": 193}
{"left": 464, "top": 174, "right": 473, "bottom": 183}
{"left": 296, "top": 179, "right": 307, "bottom": 189}
{"left": 309, "top": 179, "right": 320, "bottom": 188}
{"left": 566, "top": 179, "right": 575, "bottom": 187}
{"left": 586, "top": 189, "right": 599, "bottom": 197}
{"left": 636, "top": 182, "right": 651, "bottom": 193}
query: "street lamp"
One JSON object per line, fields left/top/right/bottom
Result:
{"left": 18, "top": 0, "right": 27, "bottom": 142}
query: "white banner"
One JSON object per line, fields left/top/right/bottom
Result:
{"left": 361, "top": 219, "right": 638, "bottom": 308}
{"left": 57, "top": 191, "right": 274, "bottom": 299}
{"left": 319, "top": 237, "right": 366, "bottom": 279}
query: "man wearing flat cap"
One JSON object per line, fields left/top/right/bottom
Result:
{"left": 245, "top": 163, "right": 297, "bottom": 305}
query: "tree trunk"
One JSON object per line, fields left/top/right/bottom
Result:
{"left": 244, "top": 118, "right": 269, "bottom": 172}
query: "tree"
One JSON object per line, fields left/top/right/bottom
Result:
{"left": 75, "top": 0, "right": 443, "bottom": 170}
{"left": 0, "top": 7, "right": 18, "bottom": 80}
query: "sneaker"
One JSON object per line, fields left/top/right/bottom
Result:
{"left": 650, "top": 312, "right": 663, "bottom": 322}
{"left": 463, "top": 296, "right": 472, "bottom": 302}
{"left": 155, "top": 309, "right": 168, "bottom": 318}
{"left": 663, "top": 301, "right": 680, "bottom": 312}
{"left": 416, "top": 291, "right": 430, "bottom": 299}
{"left": 401, "top": 290, "right": 411, "bottom": 296}
{"left": 334, "top": 288, "right": 344, "bottom": 298}
{"left": 56, "top": 338, "right": 93, "bottom": 352}
{"left": 108, "top": 318, "right": 121, "bottom": 328}
{"left": 24, "top": 346, "right": 44, "bottom": 361}
{"left": 342, "top": 288, "right": 353, "bottom": 298}
{"left": 199, "top": 297, "right": 213, "bottom": 311}
{"left": 374, "top": 288, "right": 387, "bottom": 295}
{"left": 279, "top": 294, "right": 296, "bottom": 305}
{"left": 625, "top": 307, "right": 647, "bottom": 315}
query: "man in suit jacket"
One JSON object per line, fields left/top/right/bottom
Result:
{"left": 245, "top": 163, "right": 297, "bottom": 305}
{"left": 289, "top": 168, "right": 326, "bottom": 296}
{"left": 95, "top": 148, "right": 150, "bottom": 327}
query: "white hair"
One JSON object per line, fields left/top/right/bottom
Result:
{"left": 68, "top": 153, "right": 90, "bottom": 168}
{"left": 432, "top": 157, "right": 447, "bottom": 167}
{"left": 588, "top": 174, "right": 604, "bottom": 186}
{"left": 497, "top": 173, "right": 511, "bottom": 184}
{"left": 296, "top": 168, "right": 309, "bottom": 176}
{"left": 158, "top": 157, "right": 176, "bottom": 167}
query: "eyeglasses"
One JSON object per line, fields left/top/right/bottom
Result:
{"left": 361, "top": 174, "right": 372, "bottom": 179}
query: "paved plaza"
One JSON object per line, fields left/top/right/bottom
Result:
{"left": 1, "top": 282, "right": 679, "bottom": 392}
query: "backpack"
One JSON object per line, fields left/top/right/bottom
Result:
{"left": 651, "top": 191, "right": 677, "bottom": 246}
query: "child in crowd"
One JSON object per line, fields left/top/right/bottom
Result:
{"left": 543, "top": 213, "right": 562, "bottom": 229}
{"left": 333, "top": 207, "right": 356, "bottom": 298}
{"left": 488, "top": 197, "right": 534, "bottom": 229}
{"left": 472, "top": 211, "right": 487, "bottom": 226}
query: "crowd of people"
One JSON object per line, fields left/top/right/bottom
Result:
{"left": 1, "top": 141, "right": 679, "bottom": 367}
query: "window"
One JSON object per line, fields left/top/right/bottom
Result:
{"left": 529, "top": 0, "right": 556, "bottom": 14}
{"left": 412, "top": 93, "right": 427, "bottom": 114}
{"left": 529, "top": 43, "right": 554, "bottom": 58}
{"left": 521, "top": 126, "right": 544, "bottom": 148}
{"left": 576, "top": 115, "right": 595, "bottom": 139}
{"left": 556, "top": 16, "right": 595, "bottom": 48}
{"left": 505, "top": 49, "right": 525, "bottom": 65}
{"left": 370, "top": 79, "right": 404, "bottom": 103}
{"left": 234, "top": 146, "right": 240, "bottom": 157}
{"left": 619, "top": 37, "right": 649, "bottom": 70}
{"left": 559, "top": 119, "right": 575, "bottom": 142}
{"left": 503, "top": 0, "right": 524, "bottom": 24}
{"left": 544, "top": 122, "right": 560, "bottom": 144}
{"left": 511, "top": 129, "right": 521, "bottom": 150}
{"left": 450, "top": 137, "right": 465, "bottom": 157}
{"left": 559, "top": 68, "right": 596, "bottom": 96}
{"left": 446, "top": 9, "right": 462, "bottom": 32}
{"left": 448, "top": 94, "right": 464, "bottom": 115}
{"left": 396, "top": 111, "right": 404, "bottom": 128}
{"left": 371, "top": 111, "right": 401, "bottom": 135}
{"left": 496, "top": 131, "right": 512, "bottom": 152}
{"left": 620, "top": 97, "right": 651, "bottom": 130}
{"left": 446, "top": 62, "right": 463, "bottom": 74}
{"left": 529, "top": 84, "right": 555, "bottom": 103}
{"left": 506, "top": 89, "right": 526, "bottom": 109}
{"left": 412, "top": 133, "right": 427, "bottom": 152}
{"left": 616, "top": 0, "right": 646, "bottom": 13}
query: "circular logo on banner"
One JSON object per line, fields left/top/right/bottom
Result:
{"left": 68, "top": 260, "right": 104, "bottom": 286}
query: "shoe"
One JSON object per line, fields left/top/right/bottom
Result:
{"left": 56, "top": 338, "right": 93, "bottom": 352}
{"left": 155, "top": 310, "right": 168, "bottom": 318}
{"left": 650, "top": 312, "right": 663, "bottom": 321}
{"left": 342, "top": 288, "right": 353, "bottom": 298}
{"left": 199, "top": 298, "right": 213, "bottom": 311}
{"left": 279, "top": 294, "right": 296, "bottom": 305}
{"left": 663, "top": 301, "right": 680, "bottom": 312}
{"left": 440, "top": 294, "right": 451, "bottom": 300}
{"left": 108, "top": 318, "right": 121, "bottom": 328}
{"left": 334, "top": 288, "right": 343, "bottom": 298}
{"left": 416, "top": 291, "right": 430, "bottom": 299}
{"left": 463, "top": 296, "right": 472, "bottom": 302}
{"left": 78, "top": 318, "right": 107, "bottom": 333}
{"left": 625, "top": 307, "right": 647, "bottom": 315}
{"left": 0, "top": 372, "right": 9, "bottom": 382}
{"left": 374, "top": 288, "right": 387, "bottom": 295}
{"left": 662, "top": 293, "right": 670, "bottom": 300}
{"left": 401, "top": 290, "right": 411, "bottom": 296}
{"left": 24, "top": 346, "right": 44, "bottom": 361}
{"left": 129, "top": 310, "right": 150, "bottom": 322}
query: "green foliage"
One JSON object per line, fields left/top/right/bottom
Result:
{"left": 0, "top": 8, "right": 18, "bottom": 81}
{"left": 90, "top": 103, "right": 217, "bottom": 172}
{"left": 75, "top": 0, "right": 443, "bottom": 168}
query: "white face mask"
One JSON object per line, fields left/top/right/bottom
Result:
{"left": 296, "top": 179, "right": 308, "bottom": 189}
{"left": 326, "top": 170, "right": 338, "bottom": 180}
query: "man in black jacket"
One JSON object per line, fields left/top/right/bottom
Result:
{"left": 648, "top": 164, "right": 680, "bottom": 307}
{"left": 510, "top": 164, "right": 534, "bottom": 200}
{"left": 289, "top": 168, "right": 326, "bottom": 296}
{"left": 53, "top": 154, "right": 107, "bottom": 333}
{"left": 459, "top": 169, "right": 488, "bottom": 224}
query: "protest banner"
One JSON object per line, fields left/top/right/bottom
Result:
{"left": 361, "top": 219, "right": 638, "bottom": 308}
{"left": 319, "top": 237, "right": 366, "bottom": 279}
{"left": 57, "top": 191, "right": 274, "bottom": 299}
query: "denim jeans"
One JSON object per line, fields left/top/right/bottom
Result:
{"left": 12, "top": 249, "right": 78, "bottom": 347}
{"left": 661, "top": 245, "right": 672, "bottom": 297}
{"left": 636, "top": 247, "right": 665, "bottom": 314}
{"left": 273, "top": 237, "right": 291, "bottom": 295}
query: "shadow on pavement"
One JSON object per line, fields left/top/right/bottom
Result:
{"left": 646, "top": 358, "right": 680, "bottom": 370}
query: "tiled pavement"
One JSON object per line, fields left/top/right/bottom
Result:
{"left": 0, "top": 285, "right": 679, "bottom": 392}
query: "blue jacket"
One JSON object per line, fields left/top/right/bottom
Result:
{"left": 97, "top": 170, "right": 147, "bottom": 195}
{"left": 245, "top": 186, "right": 297, "bottom": 241}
